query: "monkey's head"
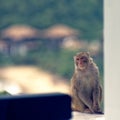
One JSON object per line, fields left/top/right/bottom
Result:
{"left": 74, "top": 52, "right": 91, "bottom": 70}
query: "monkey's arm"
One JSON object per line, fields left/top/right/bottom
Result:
{"left": 76, "top": 87, "right": 94, "bottom": 113}
{"left": 92, "top": 81, "right": 102, "bottom": 112}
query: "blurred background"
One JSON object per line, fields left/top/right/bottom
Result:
{"left": 0, "top": 0, "right": 103, "bottom": 95}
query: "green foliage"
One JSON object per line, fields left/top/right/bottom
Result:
{"left": 0, "top": 48, "right": 103, "bottom": 81}
{"left": 21, "top": 49, "right": 77, "bottom": 79}
{"left": 0, "top": 90, "right": 11, "bottom": 96}
{"left": 0, "top": 0, "right": 103, "bottom": 109}
{"left": 0, "top": 0, "right": 103, "bottom": 40}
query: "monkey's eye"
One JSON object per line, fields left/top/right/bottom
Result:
{"left": 76, "top": 58, "right": 79, "bottom": 61}
{"left": 83, "top": 60, "right": 87, "bottom": 63}
{"left": 80, "top": 57, "right": 84, "bottom": 60}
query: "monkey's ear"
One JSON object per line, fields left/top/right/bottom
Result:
{"left": 86, "top": 51, "right": 90, "bottom": 55}
{"left": 73, "top": 56, "right": 76, "bottom": 61}
{"left": 86, "top": 52, "right": 90, "bottom": 57}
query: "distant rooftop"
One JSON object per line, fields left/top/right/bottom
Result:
{"left": 1, "top": 25, "right": 40, "bottom": 41}
{"left": 42, "top": 24, "right": 79, "bottom": 39}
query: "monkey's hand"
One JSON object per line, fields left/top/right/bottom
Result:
{"left": 77, "top": 91, "right": 94, "bottom": 113}
{"left": 93, "top": 103, "right": 102, "bottom": 114}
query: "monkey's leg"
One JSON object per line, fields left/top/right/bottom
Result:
{"left": 99, "top": 85, "right": 103, "bottom": 102}
{"left": 72, "top": 95, "right": 86, "bottom": 112}
{"left": 93, "top": 86, "right": 102, "bottom": 113}
{"left": 71, "top": 88, "right": 86, "bottom": 112}
{"left": 77, "top": 91, "right": 94, "bottom": 113}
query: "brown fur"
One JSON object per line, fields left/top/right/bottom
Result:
{"left": 71, "top": 52, "right": 102, "bottom": 114}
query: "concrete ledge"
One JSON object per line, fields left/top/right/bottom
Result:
{"left": 71, "top": 111, "right": 105, "bottom": 120}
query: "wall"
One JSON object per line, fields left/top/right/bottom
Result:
{"left": 105, "top": 0, "right": 120, "bottom": 120}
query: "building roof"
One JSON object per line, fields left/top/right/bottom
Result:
{"left": 42, "top": 24, "right": 79, "bottom": 39}
{"left": 1, "top": 25, "right": 40, "bottom": 41}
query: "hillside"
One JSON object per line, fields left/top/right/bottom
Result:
{"left": 0, "top": 0, "right": 103, "bottom": 40}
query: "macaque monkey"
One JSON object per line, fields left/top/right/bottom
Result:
{"left": 71, "top": 52, "right": 103, "bottom": 114}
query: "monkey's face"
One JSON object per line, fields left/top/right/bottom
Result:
{"left": 74, "top": 52, "right": 90, "bottom": 70}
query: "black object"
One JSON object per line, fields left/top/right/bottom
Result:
{"left": 0, "top": 93, "right": 71, "bottom": 120}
